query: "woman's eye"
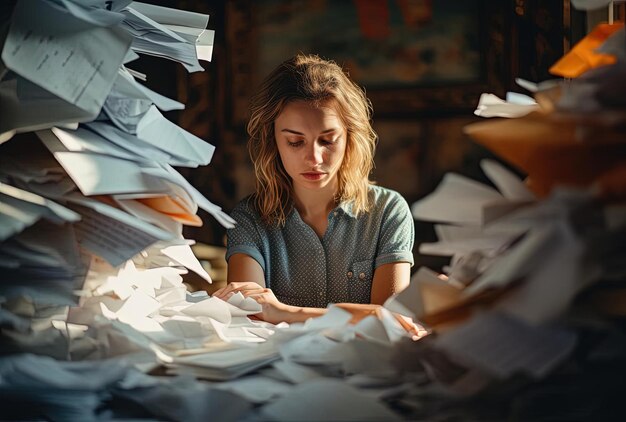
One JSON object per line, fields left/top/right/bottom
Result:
{"left": 320, "top": 139, "right": 334, "bottom": 146}
{"left": 287, "top": 140, "right": 303, "bottom": 148}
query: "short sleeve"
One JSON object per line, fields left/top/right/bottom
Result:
{"left": 225, "top": 200, "right": 267, "bottom": 272}
{"left": 375, "top": 191, "right": 415, "bottom": 268}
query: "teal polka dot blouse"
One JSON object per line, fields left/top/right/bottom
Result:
{"left": 226, "top": 185, "right": 415, "bottom": 308}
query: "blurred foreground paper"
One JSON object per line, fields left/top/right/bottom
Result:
{"left": 259, "top": 379, "right": 402, "bottom": 421}
{"left": 571, "top": 0, "right": 617, "bottom": 10}
{"left": 411, "top": 173, "right": 503, "bottom": 225}
{"left": 463, "top": 112, "right": 626, "bottom": 197}
{"left": 479, "top": 159, "right": 535, "bottom": 202}
{"left": 549, "top": 23, "right": 623, "bottom": 78}
{"left": 434, "top": 313, "right": 577, "bottom": 379}
{"left": 474, "top": 93, "right": 538, "bottom": 118}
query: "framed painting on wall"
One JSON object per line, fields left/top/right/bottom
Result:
{"left": 226, "top": 0, "right": 508, "bottom": 123}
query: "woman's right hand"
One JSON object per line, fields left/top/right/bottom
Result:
{"left": 212, "top": 281, "right": 291, "bottom": 324}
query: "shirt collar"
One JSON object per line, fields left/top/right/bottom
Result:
{"left": 287, "top": 200, "right": 358, "bottom": 220}
{"left": 335, "top": 200, "right": 358, "bottom": 218}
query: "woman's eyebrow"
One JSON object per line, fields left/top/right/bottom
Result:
{"left": 280, "top": 129, "right": 305, "bottom": 135}
{"left": 280, "top": 128, "right": 338, "bottom": 135}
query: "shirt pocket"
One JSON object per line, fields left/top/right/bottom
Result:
{"left": 346, "top": 259, "right": 374, "bottom": 303}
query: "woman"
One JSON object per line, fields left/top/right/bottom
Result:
{"left": 213, "top": 54, "right": 415, "bottom": 325}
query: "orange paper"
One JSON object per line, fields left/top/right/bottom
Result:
{"left": 138, "top": 196, "right": 202, "bottom": 226}
{"left": 139, "top": 196, "right": 191, "bottom": 214}
{"left": 464, "top": 112, "right": 626, "bottom": 197}
{"left": 549, "top": 22, "right": 623, "bottom": 78}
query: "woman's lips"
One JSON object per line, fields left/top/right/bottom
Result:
{"left": 302, "top": 172, "right": 325, "bottom": 181}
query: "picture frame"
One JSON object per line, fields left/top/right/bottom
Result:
{"left": 226, "top": 0, "right": 509, "bottom": 123}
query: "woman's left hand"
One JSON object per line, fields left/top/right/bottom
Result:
{"left": 334, "top": 303, "right": 428, "bottom": 340}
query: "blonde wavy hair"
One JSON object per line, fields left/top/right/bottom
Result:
{"left": 247, "top": 54, "right": 377, "bottom": 226}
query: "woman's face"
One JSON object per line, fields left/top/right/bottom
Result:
{"left": 274, "top": 100, "right": 347, "bottom": 194}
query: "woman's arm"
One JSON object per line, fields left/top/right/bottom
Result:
{"left": 370, "top": 262, "right": 411, "bottom": 305}
{"left": 221, "top": 254, "right": 413, "bottom": 330}
{"left": 226, "top": 253, "right": 266, "bottom": 287}
{"left": 216, "top": 264, "right": 421, "bottom": 336}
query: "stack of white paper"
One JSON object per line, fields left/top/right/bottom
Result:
{"left": 0, "top": 0, "right": 132, "bottom": 143}
{"left": 161, "top": 343, "right": 280, "bottom": 381}
{"left": 130, "top": 1, "right": 215, "bottom": 62}
{"left": 0, "top": 2, "right": 255, "bottom": 419}
{"left": 0, "top": 353, "right": 130, "bottom": 420}
{"left": 0, "top": 181, "right": 85, "bottom": 306}
{"left": 121, "top": 1, "right": 213, "bottom": 72}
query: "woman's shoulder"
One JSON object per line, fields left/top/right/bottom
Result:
{"left": 365, "top": 185, "right": 413, "bottom": 232}
{"left": 230, "top": 195, "right": 288, "bottom": 233}
{"left": 367, "top": 184, "right": 407, "bottom": 206}
{"left": 231, "top": 195, "right": 262, "bottom": 220}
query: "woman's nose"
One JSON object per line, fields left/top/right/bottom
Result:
{"left": 305, "top": 144, "right": 323, "bottom": 165}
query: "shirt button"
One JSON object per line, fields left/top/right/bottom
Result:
{"left": 347, "top": 271, "right": 353, "bottom": 278}
{"left": 333, "top": 211, "right": 338, "bottom": 216}
{"left": 359, "top": 272, "right": 366, "bottom": 280}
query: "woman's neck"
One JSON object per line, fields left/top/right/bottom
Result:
{"left": 292, "top": 185, "right": 337, "bottom": 220}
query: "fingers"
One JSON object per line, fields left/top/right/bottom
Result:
{"left": 394, "top": 314, "right": 413, "bottom": 332}
{"left": 212, "top": 282, "right": 264, "bottom": 300}
{"left": 239, "top": 289, "right": 268, "bottom": 300}
{"left": 394, "top": 314, "right": 429, "bottom": 340}
{"left": 242, "top": 288, "right": 275, "bottom": 303}
{"left": 211, "top": 287, "right": 230, "bottom": 300}
{"left": 244, "top": 292, "right": 268, "bottom": 304}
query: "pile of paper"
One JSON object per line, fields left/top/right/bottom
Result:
{"left": 0, "top": 1, "right": 267, "bottom": 419}
{"left": 195, "top": 306, "right": 420, "bottom": 420}
{"left": 384, "top": 10, "right": 626, "bottom": 419}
